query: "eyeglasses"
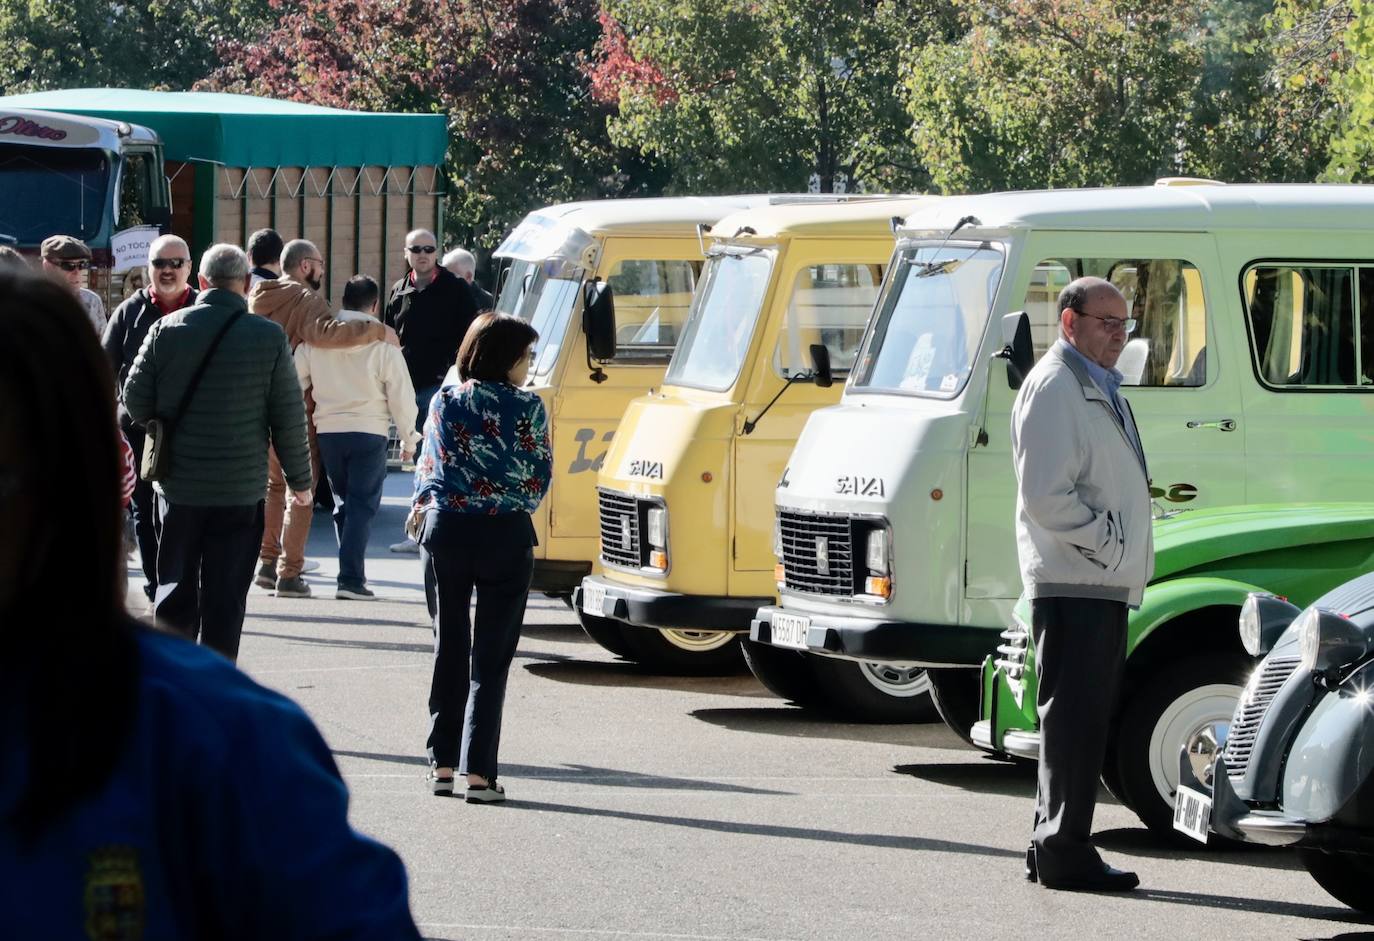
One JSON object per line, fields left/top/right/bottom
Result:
{"left": 1074, "top": 309, "right": 1137, "bottom": 334}
{"left": 407, "top": 245, "right": 437, "bottom": 254}
{"left": 150, "top": 258, "right": 189, "bottom": 270}
{"left": 52, "top": 259, "right": 89, "bottom": 272}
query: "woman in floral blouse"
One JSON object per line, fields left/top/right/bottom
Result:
{"left": 413, "top": 313, "right": 552, "bottom": 802}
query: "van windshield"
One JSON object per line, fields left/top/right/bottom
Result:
{"left": 853, "top": 243, "right": 1004, "bottom": 397}
{"left": 523, "top": 267, "right": 583, "bottom": 377}
{"left": 665, "top": 250, "right": 774, "bottom": 391}
{"left": 494, "top": 258, "right": 537, "bottom": 315}
{"left": 0, "top": 144, "right": 109, "bottom": 242}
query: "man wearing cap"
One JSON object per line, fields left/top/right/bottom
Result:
{"left": 41, "top": 235, "right": 105, "bottom": 334}
{"left": 102, "top": 234, "right": 198, "bottom": 605}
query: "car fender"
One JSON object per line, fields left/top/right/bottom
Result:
{"left": 1282, "top": 659, "right": 1374, "bottom": 824}
{"left": 1127, "top": 576, "right": 1264, "bottom": 656}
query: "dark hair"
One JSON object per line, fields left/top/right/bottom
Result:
{"left": 247, "top": 228, "right": 284, "bottom": 267}
{"left": 0, "top": 270, "right": 136, "bottom": 839}
{"left": 0, "top": 245, "right": 28, "bottom": 271}
{"left": 457, "top": 312, "right": 538, "bottom": 382}
{"left": 342, "top": 274, "right": 380, "bottom": 312}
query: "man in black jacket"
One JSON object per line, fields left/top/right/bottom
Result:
{"left": 102, "top": 235, "right": 197, "bottom": 604}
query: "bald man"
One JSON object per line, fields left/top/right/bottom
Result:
{"left": 102, "top": 234, "right": 199, "bottom": 604}
{"left": 1011, "top": 276, "right": 1153, "bottom": 893}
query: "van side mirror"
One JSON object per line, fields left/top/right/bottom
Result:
{"left": 583, "top": 279, "right": 616, "bottom": 360}
{"left": 809, "top": 343, "right": 833, "bottom": 388}
{"left": 994, "top": 310, "right": 1033, "bottom": 389}
{"left": 146, "top": 205, "right": 171, "bottom": 230}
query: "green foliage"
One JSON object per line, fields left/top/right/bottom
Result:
{"left": 593, "top": 0, "right": 942, "bottom": 194}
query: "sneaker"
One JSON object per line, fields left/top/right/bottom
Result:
{"left": 274, "top": 576, "right": 312, "bottom": 598}
{"left": 389, "top": 537, "right": 421, "bottom": 554}
{"left": 336, "top": 583, "right": 376, "bottom": 601}
{"left": 254, "top": 561, "right": 277, "bottom": 590}
{"left": 428, "top": 769, "right": 455, "bottom": 796}
{"left": 465, "top": 781, "right": 506, "bottom": 804}
{"left": 301, "top": 559, "right": 322, "bottom": 574}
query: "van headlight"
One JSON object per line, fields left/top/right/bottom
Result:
{"left": 865, "top": 528, "right": 889, "bottom": 576}
{"left": 646, "top": 505, "right": 667, "bottom": 549}
{"left": 1297, "top": 606, "right": 1372, "bottom": 672}
{"left": 773, "top": 515, "right": 783, "bottom": 559}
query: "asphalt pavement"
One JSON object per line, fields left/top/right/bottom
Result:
{"left": 131, "top": 471, "right": 1374, "bottom": 940}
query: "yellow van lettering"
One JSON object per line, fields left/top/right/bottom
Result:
{"left": 568, "top": 427, "right": 615, "bottom": 474}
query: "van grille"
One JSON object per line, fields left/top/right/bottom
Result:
{"left": 1225, "top": 655, "right": 1302, "bottom": 780}
{"left": 779, "top": 511, "right": 855, "bottom": 595}
{"left": 598, "top": 489, "right": 642, "bottom": 569}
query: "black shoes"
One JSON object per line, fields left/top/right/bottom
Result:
{"left": 1025, "top": 847, "right": 1139, "bottom": 892}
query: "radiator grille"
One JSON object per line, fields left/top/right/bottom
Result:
{"left": 779, "top": 511, "right": 855, "bottom": 596}
{"left": 598, "top": 489, "right": 642, "bottom": 569}
{"left": 1225, "top": 655, "right": 1302, "bottom": 780}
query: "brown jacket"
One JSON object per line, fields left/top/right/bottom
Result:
{"left": 248, "top": 277, "right": 384, "bottom": 350}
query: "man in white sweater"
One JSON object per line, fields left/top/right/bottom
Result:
{"left": 296, "top": 276, "right": 420, "bottom": 599}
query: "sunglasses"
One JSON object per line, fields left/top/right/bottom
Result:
{"left": 52, "top": 259, "right": 89, "bottom": 272}
{"left": 407, "top": 245, "right": 438, "bottom": 254}
{"left": 150, "top": 258, "right": 189, "bottom": 270}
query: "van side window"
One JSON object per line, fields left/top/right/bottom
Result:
{"left": 1025, "top": 258, "right": 1208, "bottom": 387}
{"left": 1243, "top": 265, "right": 1373, "bottom": 388}
{"left": 774, "top": 263, "right": 883, "bottom": 378}
{"left": 607, "top": 259, "right": 699, "bottom": 364}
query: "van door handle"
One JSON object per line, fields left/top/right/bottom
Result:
{"left": 1186, "top": 418, "right": 1237, "bottom": 432}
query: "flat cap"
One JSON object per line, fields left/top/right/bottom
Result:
{"left": 40, "top": 234, "right": 92, "bottom": 260}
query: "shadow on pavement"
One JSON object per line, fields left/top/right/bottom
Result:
{"left": 250, "top": 611, "right": 429, "bottom": 630}
{"left": 523, "top": 659, "right": 771, "bottom": 697}
{"left": 331, "top": 751, "right": 789, "bottom": 795}
{"left": 242, "top": 629, "right": 433, "bottom": 655}
{"left": 1095, "top": 826, "right": 1304, "bottom": 870}
{"left": 691, "top": 706, "right": 968, "bottom": 749}
{"left": 513, "top": 799, "right": 1022, "bottom": 858}
{"left": 893, "top": 757, "right": 1038, "bottom": 798}
{"left": 1124, "top": 887, "right": 1368, "bottom": 924}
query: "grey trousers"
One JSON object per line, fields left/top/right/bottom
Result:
{"left": 1030, "top": 596, "right": 1128, "bottom": 879}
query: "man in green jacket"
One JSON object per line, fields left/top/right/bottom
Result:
{"left": 124, "top": 244, "right": 313, "bottom": 661}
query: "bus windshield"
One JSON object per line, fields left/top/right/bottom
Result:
{"left": 0, "top": 144, "right": 109, "bottom": 243}
{"left": 853, "top": 243, "right": 1004, "bottom": 397}
{"left": 664, "top": 250, "right": 774, "bottom": 392}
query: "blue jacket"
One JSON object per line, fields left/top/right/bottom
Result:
{"left": 0, "top": 630, "right": 420, "bottom": 939}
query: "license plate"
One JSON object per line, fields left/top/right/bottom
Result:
{"left": 1173, "top": 785, "right": 1211, "bottom": 843}
{"left": 583, "top": 584, "right": 607, "bottom": 618}
{"left": 771, "top": 612, "right": 811, "bottom": 650}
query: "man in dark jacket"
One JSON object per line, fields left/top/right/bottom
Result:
{"left": 101, "top": 234, "right": 198, "bottom": 604}
{"left": 124, "top": 244, "right": 312, "bottom": 662}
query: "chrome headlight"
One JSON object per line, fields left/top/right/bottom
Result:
{"left": 1296, "top": 606, "right": 1372, "bottom": 672}
{"left": 865, "top": 528, "right": 889, "bottom": 575}
{"left": 773, "top": 514, "right": 783, "bottom": 560}
{"left": 1238, "top": 592, "right": 1301, "bottom": 658}
{"left": 646, "top": 505, "right": 667, "bottom": 549}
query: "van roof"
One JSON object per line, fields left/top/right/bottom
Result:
{"left": 711, "top": 195, "right": 931, "bottom": 243}
{"left": 525, "top": 195, "right": 775, "bottom": 238}
{"left": 0, "top": 108, "right": 159, "bottom": 153}
{"left": 898, "top": 184, "right": 1374, "bottom": 235}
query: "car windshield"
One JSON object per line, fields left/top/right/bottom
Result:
{"left": 664, "top": 250, "right": 774, "bottom": 391}
{"left": 853, "top": 243, "right": 1005, "bottom": 397}
{"left": 0, "top": 144, "right": 109, "bottom": 243}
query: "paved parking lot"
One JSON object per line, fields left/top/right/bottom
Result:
{"left": 136, "top": 473, "right": 1374, "bottom": 940}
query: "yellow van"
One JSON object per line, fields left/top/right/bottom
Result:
{"left": 488, "top": 197, "right": 768, "bottom": 597}
{"left": 572, "top": 197, "right": 929, "bottom": 676}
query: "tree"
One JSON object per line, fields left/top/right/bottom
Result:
{"left": 590, "top": 0, "right": 941, "bottom": 194}
{"left": 210, "top": 0, "right": 661, "bottom": 251}
{"left": 902, "top": 0, "right": 1206, "bottom": 192}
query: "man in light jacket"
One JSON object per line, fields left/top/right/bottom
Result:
{"left": 1011, "top": 276, "right": 1153, "bottom": 893}
{"left": 296, "top": 276, "right": 419, "bottom": 600}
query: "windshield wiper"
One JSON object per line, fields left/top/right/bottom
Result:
{"left": 914, "top": 215, "right": 980, "bottom": 278}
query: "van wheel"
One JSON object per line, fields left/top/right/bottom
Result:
{"left": 1113, "top": 654, "right": 1248, "bottom": 837}
{"left": 577, "top": 611, "right": 633, "bottom": 659}
{"left": 1299, "top": 849, "right": 1374, "bottom": 913}
{"left": 925, "top": 667, "right": 983, "bottom": 746}
{"left": 742, "top": 640, "right": 823, "bottom": 707}
{"left": 620, "top": 627, "right": 746, "bottom": 675}
{"left": 808, "top": 656, "right": 936, "bottom": 723}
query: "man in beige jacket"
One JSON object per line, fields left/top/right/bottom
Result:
{"left": 296, "top": 276, "right": 419, "bottom": 599}
{"left": 249, "top": 238, "right": 396, "bottom": 598}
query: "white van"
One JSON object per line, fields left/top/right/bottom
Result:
{"left": 750, "top": 183, "right": 1374, "bottom": 726}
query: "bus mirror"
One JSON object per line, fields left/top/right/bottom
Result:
{"left": 146, "top": 205, "right": 171, "bottom": 229}
{"left": 995, "top": 310, "right": 1033, "bottom": 389}
{"left": 583, "top": 279, "right": 616, "bottom": 361}
{"left": 809, "top": 344, "right": 833, "bottom": 388}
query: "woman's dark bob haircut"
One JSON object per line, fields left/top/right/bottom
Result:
{"left": 457, "top": 312, "right": 539, "bottom": 383}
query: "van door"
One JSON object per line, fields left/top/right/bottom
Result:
{"left": 965, "top": 233, "right": 1244, "bottom": 610}
{"left": 1236, "top": 260, "right": 1374, "bottom": 502}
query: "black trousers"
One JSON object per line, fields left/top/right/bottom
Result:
{"left": 154, "top": 497, "right": 265, "bottom": 663}
{"left": 124, "top": 424, "right": 160, "bottom": 602}
{"left": 420, "top": 509, "right": 534, "bottom": 777}
{"left": 1030, "top": 596, "right": 1128, "bottom": 880}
